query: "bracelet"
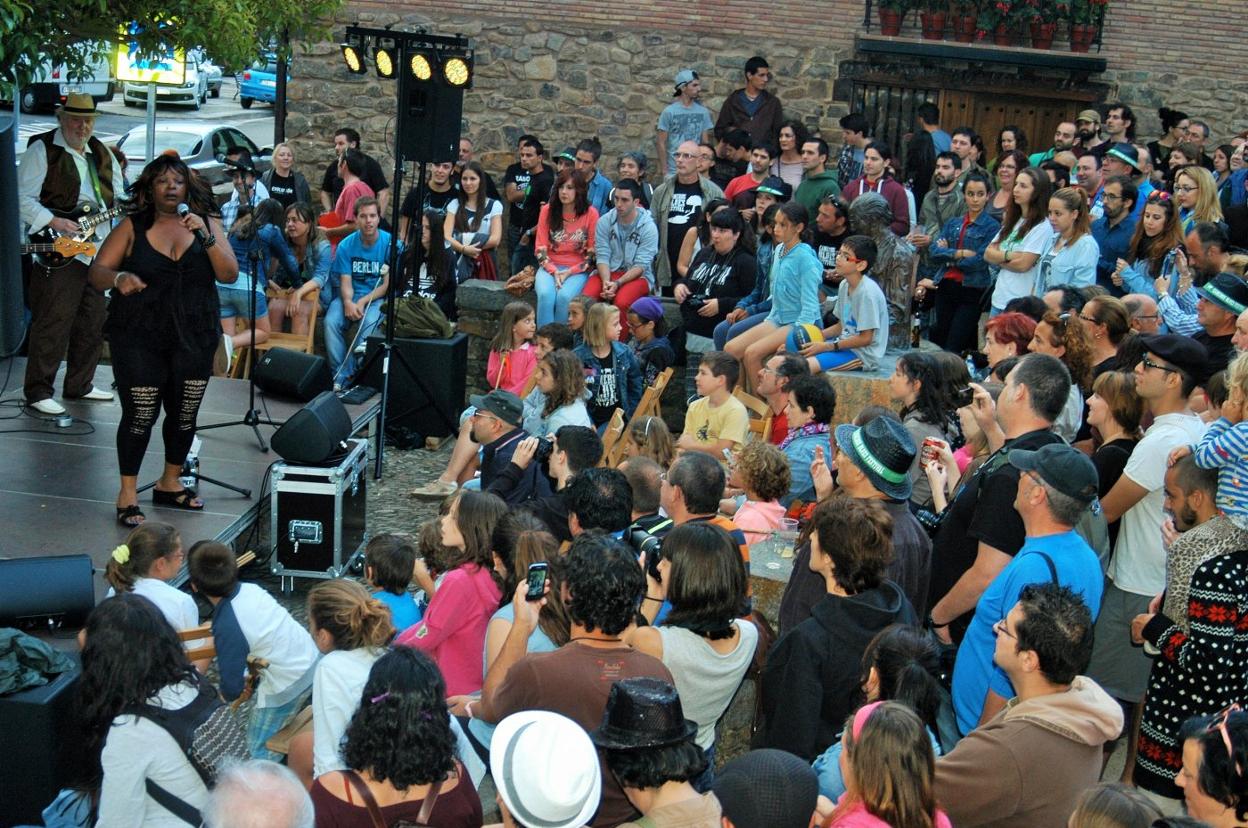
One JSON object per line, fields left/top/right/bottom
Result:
{"left": 464, "top": 701, "right": 476, "bottom": 719}
{"left": 927, "top": 615, "right": 950, "bottom": 630}
{"left": 643, "top": 596, "right": 663, "bottom": 603}
{"left": 1003, "top": 249, "right": 1010, "bottom": 263}
{"left": 113, "top": 271, "right": 128, "bottom": 289}
{"left": 832, "top": 341, "right": 840, "bottom": 352}
{"left": 203, "top": 233, "right": 217, "bottom": 249}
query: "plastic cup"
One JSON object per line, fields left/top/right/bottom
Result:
{"left": 776, "top": 517, "right": 799, "bottom": 559}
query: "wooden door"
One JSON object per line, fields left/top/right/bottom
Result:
{"left": 940, "top": 91, "right": 1079, "bottom": 162}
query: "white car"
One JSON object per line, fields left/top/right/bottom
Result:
{"left": 122, "top": 56, "right": 209, "bottom": 109}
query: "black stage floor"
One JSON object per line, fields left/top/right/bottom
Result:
{"left": 0, "top": 359, "right": 379, "bottom": 599}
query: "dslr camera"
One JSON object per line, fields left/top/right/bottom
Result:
{"left": 627, "top": 525, "right": 663, "bottom": 583}
{"left": 684, "top": 293, "right": 709, "bottom": 312}
{"left": 533, "top": 437, "right": 555, "bottom": 464}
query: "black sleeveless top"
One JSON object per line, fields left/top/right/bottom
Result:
{"left": 107, "top": 212, "right": 221, "bottom": 351}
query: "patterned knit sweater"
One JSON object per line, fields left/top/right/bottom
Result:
{"left": 1135, "top": 544, "right": 1248, "bottom": 798}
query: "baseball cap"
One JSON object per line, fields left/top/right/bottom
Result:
{"left": 1138, "top": 334, "right": 1210, "bottom": 381}
{"left": 1105, "top": 142, "right": 1141, "bottom": 171}
{"left": 756, "top": 175, "right": 791, "bottom": 199}
{"left": 673, "top": 68, "right": 698, "bottom": 96}
{"left": 468, "top": 389, "right": 523, "bottom": 426}
{"left": 628, "top": 296, "right": 665, "bottom": 322}
{"left": 491, "top": 711, "right": 601, "bottom": 828}
{"left": 556, "top": 147, "right": 577, "bottom": 163}
{"left": 1076, "top": 109, "right": 1101, "bottom": 125}
{"left": 1008, "top": 443, "right": 1099, "bottom": 503}
{"left": 1195, "top": 272, "right": 1248, "bottom": 316}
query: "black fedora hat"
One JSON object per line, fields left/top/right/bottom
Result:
{"left": 590, "top": 678, "right": 697, "bottom": 750}
{"left": 833, "top": 416, "right": 917, "bottom": 501}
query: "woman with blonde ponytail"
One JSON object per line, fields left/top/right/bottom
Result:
{"left": 291, "top": 579, "right": 395, "bottom": 784}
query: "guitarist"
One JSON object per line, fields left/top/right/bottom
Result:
{"left": 17, "top": 92, "right": 122, "bottom": 416}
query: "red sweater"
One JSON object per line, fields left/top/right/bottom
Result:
{"left": 535, "top": 204, "right": 599, "bottom": 273}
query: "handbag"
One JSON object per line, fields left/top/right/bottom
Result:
{"left": 344, "top": 767, "right": 445, "bottom": 828}
{"left": 472, "top": 249, "right": 498, "bottom": 281}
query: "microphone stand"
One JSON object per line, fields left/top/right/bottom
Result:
{"left": 198, "top": 174, "right": 280, "bottom": 452}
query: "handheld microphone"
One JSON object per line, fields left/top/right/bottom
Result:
{"left": 177, "top": 203, "right": 209, "bottom": 244}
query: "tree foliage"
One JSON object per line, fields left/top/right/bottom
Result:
{"left": 0, "top": 0, "right": 345, "bottom": 88}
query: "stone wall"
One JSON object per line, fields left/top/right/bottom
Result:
{"left": 454, "top": 279, "right": 535, "bottom": 398}
{"left": 285, "top": 1, "right": 1246, "bottom": 188}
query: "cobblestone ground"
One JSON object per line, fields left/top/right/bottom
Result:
{"left": 235, "top": 440, "right": 502, "bottom": 818}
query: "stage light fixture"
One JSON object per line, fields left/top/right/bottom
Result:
{"left": 442, "top": 56, "right": 471, "bottom": 87}
{"left": 375, "top": 40, "right": 397, "bottom": 78}
{"left": 409, "top": 51, "right": 433, "bottom": 81}
{"left": 341, "top": 43, "right": 365, "bottom": 74}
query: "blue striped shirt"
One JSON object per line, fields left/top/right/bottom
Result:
{"left": 1193, "top": 417, "right": 1248, "bottom": 521}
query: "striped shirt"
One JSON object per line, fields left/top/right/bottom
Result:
{"left": 1193, "top": 417, "right": 1248, "bottom": 526}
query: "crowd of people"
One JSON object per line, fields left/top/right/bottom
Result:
{"left": 16, "top": 55, "right": 1248, "bottom": 828}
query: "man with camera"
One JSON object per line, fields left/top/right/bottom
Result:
{"left": 489, "top": 425, "right": 602, "bottom": 542}
{"left": 467, "top": 389, "right": 550, "bottom": 504}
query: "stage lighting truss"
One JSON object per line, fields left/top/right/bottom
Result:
{"left": 341, "top": 25, "right": 474, "bottom": 88}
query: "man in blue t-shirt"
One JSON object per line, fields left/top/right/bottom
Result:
{"left": 325, "top": 197, "right": 392, "bottom": 386}
{"left": 950, "top": 443, "right": 1105, "bottom": 735}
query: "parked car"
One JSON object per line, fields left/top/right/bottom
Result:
{"left": 116, "top": 123, "right": 272, "bottom": 199}
{"left": 122, "top": 54, "right": 209, "bottom": 109}
{"left": 190, "top": 48, "right": 224, "bottom": 98}
{"left": 239, "top": 56, "right": 287, "bottom": 109}
{"left": 6, "top": 41, "right": 114, "bottom": 113}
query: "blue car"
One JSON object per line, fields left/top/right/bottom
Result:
{"left": 239, "top": 56, "right": 286, "bottom": 109}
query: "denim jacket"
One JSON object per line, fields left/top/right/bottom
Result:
{"left": 928, "top": 211, "right": 1001, "bottom": 290}
{"left": 573, "top": 340, "right": 645, "bottom": 420}
{"left": 736, "top": 238, "right": 775, "bottom": 316}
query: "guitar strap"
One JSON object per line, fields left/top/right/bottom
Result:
{"left": 82, "top": 149, "right": 106, "bottom": 213}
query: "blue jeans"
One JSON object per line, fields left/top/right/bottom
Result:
{"left": 535, "top": 269, "right": 588, "bottom": 326}
{"left": 712, "top": 311, "right": 768, "bottom": 350}
{"left": 325, "top": 297, "right": 383, "bottom": 383}
{"left": 509, "top": 227, "right": 536, "bottom": 274}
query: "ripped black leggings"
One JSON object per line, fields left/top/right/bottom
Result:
{"left": 111, "top": 341, "right": 215, "bottom": 477}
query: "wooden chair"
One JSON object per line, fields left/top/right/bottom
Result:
{"left": 734, "top": 387, "right": 774, "bottom": 444}
{"left": 649, "top": 367, "right": 674, "bottom": 409}
{"left": 229, "top": 298, "right": 321, "bottom": 379}
{"left": 598, "top": 408, "right": 626, "bottom": 467}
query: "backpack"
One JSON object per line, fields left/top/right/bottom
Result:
{"left": 390, "top": 295, "right": 453, "bottom": 339}
{"left": 129, "top": 677, "right": 249, "bottom": 825}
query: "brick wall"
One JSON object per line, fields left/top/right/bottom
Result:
{"left": 286, "top": 1, "right": 1245, "bottom": 208}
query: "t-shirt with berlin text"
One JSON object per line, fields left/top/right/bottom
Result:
{"left": 331, "top": 229, "right": 392, "bottom": 301}
{"left": 657, "top": 100, "right": 714, "bottom": 170}
{"left": 665, "top": 180, "right": 704, "bottom": 276}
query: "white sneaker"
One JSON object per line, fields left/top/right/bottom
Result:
{"left": 78, "top": 386, "right": 114, "bottom": 401}
{"left": 30, "top": 398, "right": 66, "bottom": 415}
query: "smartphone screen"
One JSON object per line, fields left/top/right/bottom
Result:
{"left": 524, "top": 562, "right": 549, "bottom": 601}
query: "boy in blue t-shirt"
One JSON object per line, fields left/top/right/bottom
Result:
{"left": 365, "top": 533, "right": 422, "bottom": 632}
{"left": 325, "top": 198, "right": 393, "bottom": 386}
{"left": 791, "top": 234, "right": 890, "bottom": 373}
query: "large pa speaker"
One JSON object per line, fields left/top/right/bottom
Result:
{"left": 361, "top": 333, "right": 467, "bottom": 439}
{"left": 0, "top": 554, "right": 95, "bottom": 629}
{"left": 253, "top": 349, "right": 332, "bottom": 402}
{"left": 271, "top": 390, "right": 353, "bottom": 465}
{"left": 0, "top": 662, "right": 85, "bottom": 826}
{"left": 399, "top": 82, "right": 462, "bottom": 163}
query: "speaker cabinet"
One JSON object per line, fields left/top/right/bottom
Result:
{"left": 0, "top": 555, "right": 95, "bottom": 629}
{"left": 399, "top": 83, "right": 463, "bottom": 163}
{"left": 361, "top": 333, "right": 467, "bottom": 439}
{"left": 271, "top": 391, "right": 353, "bottom": 465}
{"left": 253, "top": 349, "right": 332, "bottom": 402}
{"left": 0, "top": 662, "right": 84, "bottom": 826}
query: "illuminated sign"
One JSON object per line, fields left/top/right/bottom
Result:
{"left": 116, "top": 23, "right": 186, "bottom": 85}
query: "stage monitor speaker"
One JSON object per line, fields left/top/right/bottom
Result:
{"left": 0, "top": 554, "right": 95, "bottom": 629}
{"left": 399, "top": 82, "right": 463, "bottom": 163}
{"left": 362, "top": 333, "right": 467, "bottom": 439}
{"left": 0, "top": 663, "right": 85, "bottom": 826}
{"left": 271, "top": 390, "right": 353, "bottom": 465}
{"left": 253, "top": 349, "right": 332, "bottom": 402}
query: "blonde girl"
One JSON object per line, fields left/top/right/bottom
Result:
{"left": 573, "top": 302, "right": 645, "bottom": 426}
{"left": 1173, "top": 165, "right": 1224, "bottom": 233}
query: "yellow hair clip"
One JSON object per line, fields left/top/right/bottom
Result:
{"left": 111, "top": 544, "right": 130, "bottom": 565}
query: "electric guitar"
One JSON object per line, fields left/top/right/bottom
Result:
{"left": 20, "top": 236, "right": 97, "bottom": 260}
{"left": 26, "top": 202, "right": 124, "bottom": 269}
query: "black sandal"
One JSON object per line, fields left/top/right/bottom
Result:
{"left": 152, "top": 487, "right": 204, "bottom": 511}
{"left": 116, "top": 504, "right": 146, "bottom": 527}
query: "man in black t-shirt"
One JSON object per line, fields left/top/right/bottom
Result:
{"left": 504, "top": 137, "right": 555, "bottom": 274}
{"left": 397, "top": 161, "right": 459, "bottom": 242}
{"left": 318, "top": 127, "right": 390, "bottom": 215}
{"left": 811, "top": 194, "right": 850, "bottom": 286}
{"left": 926, "top": 354, "right": 1071, "bottom": 643}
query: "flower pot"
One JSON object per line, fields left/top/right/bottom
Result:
{"left": 953, "top": 15, "right": 977, "bottom": 42}
{"left": 993, "top": 23, "right": 1016, "bottom": 46}
{"left": 1070, "top": 22, "right": 1095, "bottom": 52}
{"left": 879, "top": 8, "right": 903, "bottom": 36}
{"left": 1030, "top": 21, "right": 1056, "bottom": 49}
{"left": 920, "top": 11, "right": 947, "bottom": 39}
